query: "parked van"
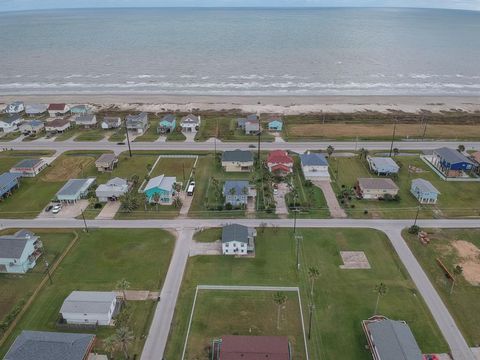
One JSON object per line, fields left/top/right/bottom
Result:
{"left": 187, "top": 181, "right": 195, "bottom": 196}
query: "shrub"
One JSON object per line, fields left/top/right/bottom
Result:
{"left": 225, "top": 203, "right": 233, "bottom": 210}
{"left": 408, "top": 225, "right": 420, "bottom": 234}
{"left": 364, "top": 210, "right": 368, "bottom": 214}
{"left": 94, "top": 202, "right": 103, "bottom": 209}
{"left": 350, "top": 204, "right": 355, "bottom": 208}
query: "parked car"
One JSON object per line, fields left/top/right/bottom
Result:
{"left": 273, "top": 188, "right": 278, "bottom": 195}
{"left": 45, "top": 205, "right": 53, "bottom": 212}
{"left": 52, "top": 204, "right": 62, "bottom": 214}
{"left": 248, "top": 144, "right": 256, "bottom": 148}
{"left": 117, "top": 142, "right": 126, "bottom": 145}
{"left": 187, "top": 181, "right": 196, "bottom": 196}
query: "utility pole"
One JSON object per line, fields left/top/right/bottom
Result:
{"left": 295, "top": 234, "right": 302, "bottom": 270}
{"left": 389, "top": 119, "right": 397, "bottom": 157}
{"left": 308, "top": 303, "right": 315, "bottom": 340}
{"left": 214, "top": 118, "right": 218, "bottom": 158}
{"left": 44, "top": 258, "right": 53, "bottom": 284}
{"left": 182, "top": 162, "right": 185, "bottom": 185}
{"left": 413, "top": 205, "right": 420, "bottom": 227}
{"left": 125, "top": 119, "right": 132, "bottom": 157}
{"left": 81, "top": 208, "right": 89, "bottom": 233}
{"left": 257, "top": 124, "right": 261, "bottom": 168}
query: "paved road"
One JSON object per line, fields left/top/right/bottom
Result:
{"left": 1, "top": 217, "right": 478, "bottom": 360}
{"left": 1, "top": 139, "right": 480, "bottom": 154}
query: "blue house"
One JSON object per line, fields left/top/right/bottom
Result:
{"left": 157, "top": 114, "right": 176, "bottom": 134}
{"left": 367, "top": 156, "right": 400, "bottom": 175}
{"left": 432, "top": 147, "right": 477, "bottom": 177}
{"left": 144, "top": 175, "right": 177, "bottom": 204}
{"left": 223, "top": 180, "right": 250, "bottom": 207}
{"left": 0, "top": 172, "right": 21, "bottom": 199}
{"left": 410, "top": 179, "right": 440, "bottom": 204}
{"left": 268, "top": 117, "right": 283, "bottom": 131}
{"left": 0, "top": 230, "right": 42, "bottom": 274}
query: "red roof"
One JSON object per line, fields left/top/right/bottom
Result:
{"left": 48, "top": 103, "right": 67, "bottom": 111}
{"left": 271, "top": 164, "right": 292, "bottom": 173}
{"left": 219, "top": 336, "right": 290, "bottom": 360}
{"left": 267, "top": 150, "right": 293, "bottom": 165}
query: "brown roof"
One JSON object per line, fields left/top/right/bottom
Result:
{"left": 46, "top": 118, "right": 70, "bottom": 127}
{"left": 471, "top": 151, "right": 480, "bottom": 163}
{"left": 219, "top": 336, "right": 290, "bottom": 360}
{"left": 358, "top": 177, "right": 399, "bottom": 191}
{"left": 48, "top": 103, "right": 67, "bottom": 111}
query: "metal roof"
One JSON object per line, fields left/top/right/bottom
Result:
{"left": 4, "top": 330, "right": 94, "bottom": 360}
{"left": 434, "top": 147, "right": 475, "bottom": 165}
{"left": 60, "top": 291, "right": 116, "bottom": 315}
{"left": 56, "top": 178, "right": 96, "bottom": 198}
{"left": 222, "top": 224, "right": 249, "bottom": 244}
{"left": 1, "top": 115, "right": 22, "bottom": 124}
{"left": 0, "top": 230, "right": 37, "bottom": 259}
{"left": 219, "top": 335, "right": 290, "bottom": 360}
{"left": 0, "top": 172, "right": 21, "bottom": 187}
{"left": 181, "top": 114, "right": 199, "bottom": 124}
{"left": 75, "top": 114, "right": 96, "bottom": 123}
{"left": 221, "top": 150, "right": 253, "bottom": 163}
{"left": 223, "top": 180, "right": 250, "bottom": 196}
{"left": 144, "top": 175, "right": 176, "bottom": 192}
{"left": 366, "top": 319, "right": 423, "bottom": 360}
{"left": 358, "top": 178, "right": 399, "bottom": 190}
{"left": 160, "top": 114, "right": 176, "bottom": 123}
{"left": 368, "top": 157, "right": 399, "bottom": 170}
{"left": 25, "top": 104, "right": 48, "bottom": 114}
{"left": 300, "top": 153, "right": 328, "bottom": 166}
{"left": 11, "top": 159, "right": 43, "bottom": 169}
{"left": 411, "top": 178, "right": 440, "bottom": 194}
{"left": 95, "top": 153, "right": 117, "bottom": 164}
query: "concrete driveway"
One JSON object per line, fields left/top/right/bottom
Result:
{"left": 179, "top": 192, "right": 193, "bottom": 217}
{"left": 95, "top": 201, "right": 121, "bottom": 220}
{"left": 190, "top": 240, "right": 221, "bottom": 256}
{"left": 274, "top": 182, "right": 289, "bottom": 216}
{"left": 312, "top": 181, "right": 347, "bottom": 218}
{"left": 38, "top": 200, "right": 89, "bottom": 219}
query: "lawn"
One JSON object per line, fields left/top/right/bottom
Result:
{"left": 166, "top": 130, "right": 186, "bottom": 142}
{"left": 329, "top": 154, "right": 480, "bottom": 219}
{"left": 150, "top": 157, "right": 196, "bottom": 186}
{"left": 0, "top": 228, "right": 175, "bottom": 359}
{"left": 193, "top": 228, "right": 221, "bottom": 243}
{"left": 195, "top": 115, "right": 274, "bottom": 142}
{"left": 285, "top": 156, "right": 330, "bottom": 218}
{"left": 0, "top": 132, "right": 22, "bottom": 142}
{"left": 403, "top": 228, "right": 480, "bottom": 345}
{"left": 133, "top": 120, "right": 160, "bottom": 142}
{"left": 73, "top": 128, "right": 109, "bottom": 142}
{"left": 53, "top": 128, "right": 80, "bottom": 141}
{"left": 0, "top": 230, "right": 74, "bottom": 326}
{"left": 165, "top": 228, "right": 447, "bottom": 359}
{"left": 108, "top": 129, "right": 126, "bottom": 142}
{"left": 184, "top": 290, "right": 306, "bottom": 359}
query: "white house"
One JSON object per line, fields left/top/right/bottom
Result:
{"left": 95, "top": 177, "right": 130, "bottom": 202}
{"left": 0, "top": 230, "right": 42, "bottom": 274}
{"left": 101, "top": 116, "right": 122, "bottom": 129}
{"left": 5, "top": 101, "right": 24, "bottom": 114}
{"left": 10, "top": 159, "right": 48, "bottom": 177}
{"left": 60, "top": 291, "right": 118, "bottom": 326}
{"left": 0, "top": 115, "right": 22, "bottom": 133}
{"left": 25, "top": 104, "right": 48, "bottom": 116}
{"left": 180, "top": 114, "right": 200, "bottom": 132}
{"left": 221, "top": 224, "right": 256, "bottom": 256}
{"left": 74, "top": 114, "right": 97, "bottom": 128}
{"left": 300, "top": 153, "right": 330, "bottom": 180}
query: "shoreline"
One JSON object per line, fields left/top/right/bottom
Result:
{"left": 1, "top": 94, "right": 480, "bottom": 114}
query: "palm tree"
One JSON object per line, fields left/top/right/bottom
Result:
{"left": 115, "top": 327, "right": 134, "bottom": 360}
{"left": 359, "top": 148, "right": 369, "bottom": 160}
{"left": 326, "top": 145, "right": 334, "bottom": 157}
{"left": 130, "top": 174, "right": 139, "bottom": 187}
{"left": 457, "top": 144, "right": 466, "bottom": 153}
{"left": 374, "top": 282, "right": 388, "bottom": 315}
{"left": 116, "top": 278, "right": 131, "bottom": 303}
{"left": 308, "top": 266, "right": 320, "bottom": 298}
{"left": 273, "top": 292, "right": 287, "bottom": 330}
{"left": 153, "top": 193, "right": 161, "bottom": 211}
{"left": 393, "top": 148, "right": 399, "bottom": 157}
{"left": 103, "top": 334, "right": 117, "bottom": 359}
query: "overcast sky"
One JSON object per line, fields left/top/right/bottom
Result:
{"left": 0, "top": 0, "right": 479, "bottom": 12}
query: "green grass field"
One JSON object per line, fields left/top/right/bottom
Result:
{"left": 403, "top": 228, "right": 480, "bottom": 345}
{"left": 165, "top": 228, "right": 447, "bottom": 359}
{"left": 0, "top": 132, "right": 22, "bottom": 142}
{"left": 193, "top": 228, "right": 222, "bottom": 242}
{"left": 133, "top": 120, "right": 160, "bottom": 142}
{"left": 329, "top": 154, "right": 480, "bottom": 219}
{"left": 53, "top": 128, "right": 80, "bottom": 141}
{"left": 0, "top": 228, "right": 175, "bottom": 359}
{"left": 108, "top": 129, "right": 126, "bottom": 142}
{"left": 0, "top": 230, "right": 73, "bottom": 324}
{"left": 150, "top": 157, "right": 196, "bottom": 185}
{"left": 166, "top": 130, "right": 186, "bottom": 142}
{"left": 73, "top": 128, "right": 108, "bottom": 141}
{"left": 185, "top": 290, "right": 306, "bottom": 359}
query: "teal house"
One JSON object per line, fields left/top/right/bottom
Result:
{"left": 157, "top": 114, "right": 176, "bottom": 134}
{"left": 0, "top": 230, "right": 42, "bottom": 274}
{"left": 268, "top": 117, "right": 283, "bottom": 131}
{"left": 144, "top": 175, "right": 177, "bottom": 205}
{"left": 70, "top": 105, "right": 90, "bottom": 115}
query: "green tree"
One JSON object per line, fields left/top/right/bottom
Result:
{"left": 115, "top": 327, "right": 134, "bottom": 360}
{"left": 308, "top": 266, "right": 320, "bottom": 298}
{"left": 273, "top": 292, "right": 287, "bottom": 330}
{"left": 120, "top": 193, "right": 139, "bottom": 213}
{"left": 326, "top": 145, "right": 334, "bottom": 157}
{"left": 393, "top": 148, "right": 399, "bottom": 156}
{"left": 374, "top": 282, "right": 388, "bottom": 315}
{"left": 457, "top": 144, "right": 466, "bottom": 153}
{"left": 454, "top": 265, "right": 463, "bottom": 275}
{"left": 102, "top": 335, "right": 117, "bottom": 359}
{"left": 116, "top": 278, "right": 131, "bottom": 304}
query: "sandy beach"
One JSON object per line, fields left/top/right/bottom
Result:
{"left": 1, "top": 95, "right": 480, "bottom": 114}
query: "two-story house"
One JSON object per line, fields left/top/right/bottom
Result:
{"left": 0, "top": 230, "right": 42, "bottom": 274}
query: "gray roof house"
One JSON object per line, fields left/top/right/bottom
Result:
{"left": 19, "top": 120, "right": 45, "bottom": 134}
{"left": 221, "top": 224, "right": 256, "bottom": 255}
{"left": 95, "top": 177, "right": 130, "bottom": 202}
{"left": 101, "top": 116, "right": 122, "bottom": 129}
{"left": 126, "top": 112, "right": 149, "bottom": 134}
{"left": 223, "top": 180, "right": 251, "bottom": 207}
{"left": 5, "top": 101, "right": 24, "bottom": 114}
{"left": 4, "top": 330, "right": 95, "bottom": 360}
{"left": 300, "top": 153, "right": 330, "bottom": 180}
{"left": 60, "top": 291, "right": 118, "bottom": 326}
{"left": 56, "top": 178, "right": 96, "bottom": 202}
{"left": 25, "top": 104, "right": 48, "bottom": 116}
{"left": 0, "top": 230, "right": 42, "bottom": 274}
{"left": 245, "top": 119, "right": 261, "bottom": 135}
{"left": 95, "top": 153, "right": 118, "bottom": 172}
{"left": 221, "top": 150, "right": 254, "bottom": 172}
{"left": 367, "top": 156, "right": 400, "bottom": 175}
{"left": 362, "top": 316, "right": 423, "bottom": 360}
{"left": 431, "top": 147, "right": 477, "bottom": 177}
{"left": 10, "top": 158, "right": 48, "bottom": 177}
{"left": 410, "top": 178, "right": 440, "bottom": 205}
{"left": 74, "top": 114, "right": 97, "bottom": 128}
{"left": 357, "top": 178, "right": 399, "bottom": 200}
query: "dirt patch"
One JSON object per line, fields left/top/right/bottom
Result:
{"left": 452, "top": 240, "right": 480, "bottom": 286}
{"left": 339, "top": 251, "right": 371, "bottom": 269}
{"left": 43, "top": 156, "right": 95, "bottom": 181}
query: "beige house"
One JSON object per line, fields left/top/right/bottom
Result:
{"left": 221, "top": 150, "right": 254, "bottom": 172}
{"left": 356, "top": 178, "right": 399, "bottom": 200}
{"left": 95, "top": 154, "right": 118, "bottom": 172}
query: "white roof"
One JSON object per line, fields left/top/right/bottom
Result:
{"left": 60, "top": 291, "right": 116, "bottom": 315}
{"left": 144, "top": 175, "right": 176, "bottom": 192}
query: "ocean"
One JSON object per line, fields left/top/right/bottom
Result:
{"left": 0, "top": 7, "right": 479, "bottom": 96}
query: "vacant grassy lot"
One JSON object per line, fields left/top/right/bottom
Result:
{"left": 329, "top": 154, "right": 480, "bottom": 219}
{"left": 404, "top": 228, "right": 480, "bottom": 345}
{"left": 150, "top": 157, "right": 196, "bottom": 185}
{"left": 73, "top": 128, "right": 108, "bottom": 141}
{"left": 133, "top": 120, "right": 160, "bottom": 142}
{"left": 185, "top": 290, "right": 306, "bottom": 359}
{"left": 53, "top": 127, "right": 80, "bottom": 141}
{"left": 0, "top": 228, "right": 175, "bottom": 359}
{"left": 193, "top": 228, "right": 222, "bottom": 243}
{"left": 0, "top": 230, "right": 73, "bottom": 324}
{"left": 108, "top": 129, "right": 126, "bottom": 142}
{"left": 165, "top": 228, "right": 447, "bottom": 359}
{"left": 166, "top": 130, "right": 186, "bottom": 142}
{"left": 0, "top": 131, "right": 22, "bottom": 142}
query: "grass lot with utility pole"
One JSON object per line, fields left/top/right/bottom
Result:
{"left": 165, "top": 227, "right": 447, "bottom": 359}
{"left": 133, "top": 118, "right": 161, "bottom": 142}
{"left": 0, "top": 228, "right": 175, "bottom": 359}
{"left": 328, "top": 153, "right": 480, "bottom": 219}
{"left": 403, "top": 228, "right": 480, "bottom": 346}
{"left": 184, "top": 290, "right": 306, "bottom": 359}
{"left": 73, "top": 128, "right": 110, "bottom": 142}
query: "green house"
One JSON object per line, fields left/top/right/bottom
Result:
{"left": 143, "top": 175, "right": 177, "bottom": 204}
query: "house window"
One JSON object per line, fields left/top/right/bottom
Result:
{"left": 241, "top": 243, "right": 245, "bottom": 247}
{"left": 225, "top": 243, "right": 229, "bottom": 247}
{"left": 225, "top": 249, "right": 228, "bottom": 253}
